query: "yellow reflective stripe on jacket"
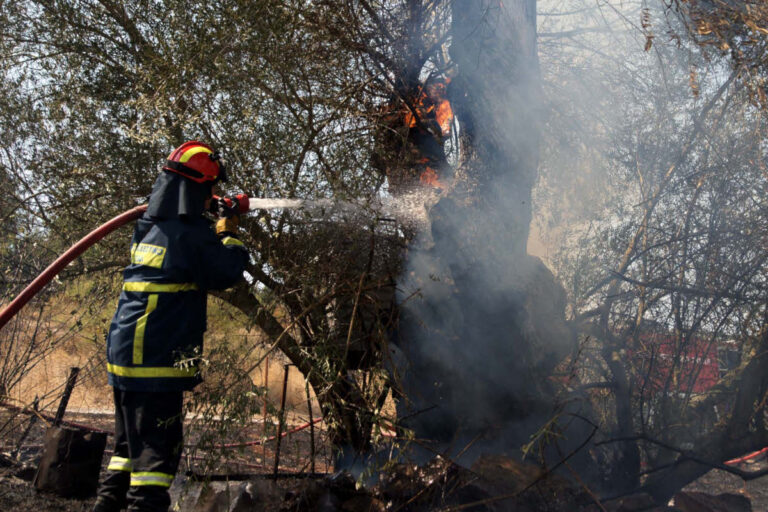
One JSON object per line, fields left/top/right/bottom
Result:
{"left": 221, "top": 236, "right": 244, "bottom": 247}
{"left": 123, "top": 282, "right": 198, "bottom": 293}
{"left": 130, "top": 471, "right": 174, "bottom": 487}
{"left": 107, "top": 456, "right": 132, "bottom": 472}
{"left": 133, "top": 294, "right": 158, "bottom": 365}
{"left": 107, "top": 363, "right": 197, "bottom": 379}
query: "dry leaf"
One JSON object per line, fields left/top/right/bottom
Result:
{"left": 689, "top": 69, "right": 700, "bottom": 98}
{"left": 644, "top": 35, "right": 654, "bottom": 52}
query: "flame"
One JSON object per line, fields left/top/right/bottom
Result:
{"left": 403, "top": 78, "right": 454, "bottom": 137}
{"left": 386, "top": 76, "right": 453, "bottom": 192}
{"left": 419, "top": 167, "right": 444, "bottom": 189}
{"left": 435, "top": 99, "right": 453, "bottom": 136}
{"left": 404, "top": 100, "right": 430, "bottom": 129}
{"left": 428, "top": 80, "right": 453, "bottom": 136}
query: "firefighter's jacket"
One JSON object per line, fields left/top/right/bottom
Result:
{"left": 106, "top": 215, "right": 248, "bottom": 392}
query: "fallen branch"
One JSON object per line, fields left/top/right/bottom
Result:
{"left": 217, "top": 417, "right": 324, "bottom": 449}
{"left": 596, "top": 434, "right": 768, "bottom": 482}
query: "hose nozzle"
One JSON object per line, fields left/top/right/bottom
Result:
{"left": 211, "top": 193, "right": 250, "bottom": 217}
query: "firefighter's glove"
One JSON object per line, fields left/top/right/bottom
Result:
{"left": 216, "top": 215, "right": 240, "bottom": 238}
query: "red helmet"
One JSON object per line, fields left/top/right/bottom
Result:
{"left": 163, "top": 141, "right": 227, "bottom": 183}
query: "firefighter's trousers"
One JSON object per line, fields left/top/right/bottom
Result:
{"left": 93, "top": 388, "right": 183, "bottom": 512}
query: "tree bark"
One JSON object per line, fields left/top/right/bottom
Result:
{"left": 396, "top": 0, "right": 577, "bottom": 461}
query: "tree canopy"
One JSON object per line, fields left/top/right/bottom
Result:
{"left": 3, "top": 0, "right": 768, "bottom": 504}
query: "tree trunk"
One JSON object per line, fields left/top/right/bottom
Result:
{"left": 395, "top": 0, "right": 578, "bottom": 462}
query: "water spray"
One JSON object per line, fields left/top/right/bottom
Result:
{"left": 0, "top": 191, "right": 430, "bottom": 331}
{"left": 227, "top": 194, "right": 337, "bottom": 212}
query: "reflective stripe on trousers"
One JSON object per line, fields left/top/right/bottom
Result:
{"left": 130, "top": 471, "right": 174, "bottom": 488}
{"left": 107, "top": 455, "right": 132, "bottom": 472}
{"left": 122, "top": 281, "right": 198, "bottom": 293}
{"left": 106, "top": 362, "right": 197, "bottom": 379}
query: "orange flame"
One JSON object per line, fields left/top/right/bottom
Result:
{"left": 419, "top": 167, "right": 444, "bottom": 189}
{"left": 428, "top": 80, "right": 453, "bottom": 136}
{"left": 391, "top": 77, "right": 453, "bottom": 191}
{"left": 403, "top": 79, "right": 454, "bottom": 137}
{"left": 404, "top": 102, "right": 429, "bottom": 129}
{"left": 435, "top": 100, "right": 453, "bottom": 136}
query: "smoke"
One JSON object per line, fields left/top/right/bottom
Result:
{"left": 388, "top": 0, "right": 567, "bottom": 466}
{"left": 390, "top": 0, "right": 699, "bottom": 470}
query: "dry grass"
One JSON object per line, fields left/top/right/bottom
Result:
{"left": 7, "top": 289, "right": 321, "bottom": 418}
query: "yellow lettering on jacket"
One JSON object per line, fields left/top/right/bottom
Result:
{"left": 130, "top": 243, "right": 167, "bottom": 269}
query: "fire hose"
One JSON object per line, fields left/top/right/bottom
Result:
{"left": 0, "top": 204, "right": 149, "bottom": 331}
{"left": 0, "top": 193, "right": 252, "bottom": 331}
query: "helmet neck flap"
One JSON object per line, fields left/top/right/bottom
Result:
{"left": 145, "top": 171, "right": 212, "bottom": 220}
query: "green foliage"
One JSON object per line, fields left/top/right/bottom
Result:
{"left": 0, "top": 0, "right": 411, "bottom": 453}
{"left": 0, "top": 0, "right": 386, "bottom": 265}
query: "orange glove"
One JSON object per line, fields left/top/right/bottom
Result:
{"left": 215, "top": 215, "right": 240, "bottom": 237}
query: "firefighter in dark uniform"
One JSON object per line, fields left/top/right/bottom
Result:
{"left": 92, "top": 141, "right": 248, "bottom": 512}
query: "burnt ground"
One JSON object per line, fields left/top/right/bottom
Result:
{"left": 681, "top": 455, "right": 768, "bottom": 509}
{"left": 0, "top": 407, "right": 333, "bottom": 512}
{"left": 2, "top": 406, "right": 768, "bottom": 511}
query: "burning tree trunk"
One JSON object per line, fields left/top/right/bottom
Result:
{"left": 209, "top": 0, "right": 581, "bottom": 469}
{"left": 395, "top": 0, "right": 578, "bottom": 460}
{"left": 374, "top": 77, "right": 454, "bottom": 193}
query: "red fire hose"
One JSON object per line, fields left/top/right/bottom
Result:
{"left": 0, "top": 204, "right": 148, "bottom": 331}
{"left": 725, "top": 446, "right": 768, "bottom": 465}
{"left": 0, "top": 193, "right": 252, "bottom": 332}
